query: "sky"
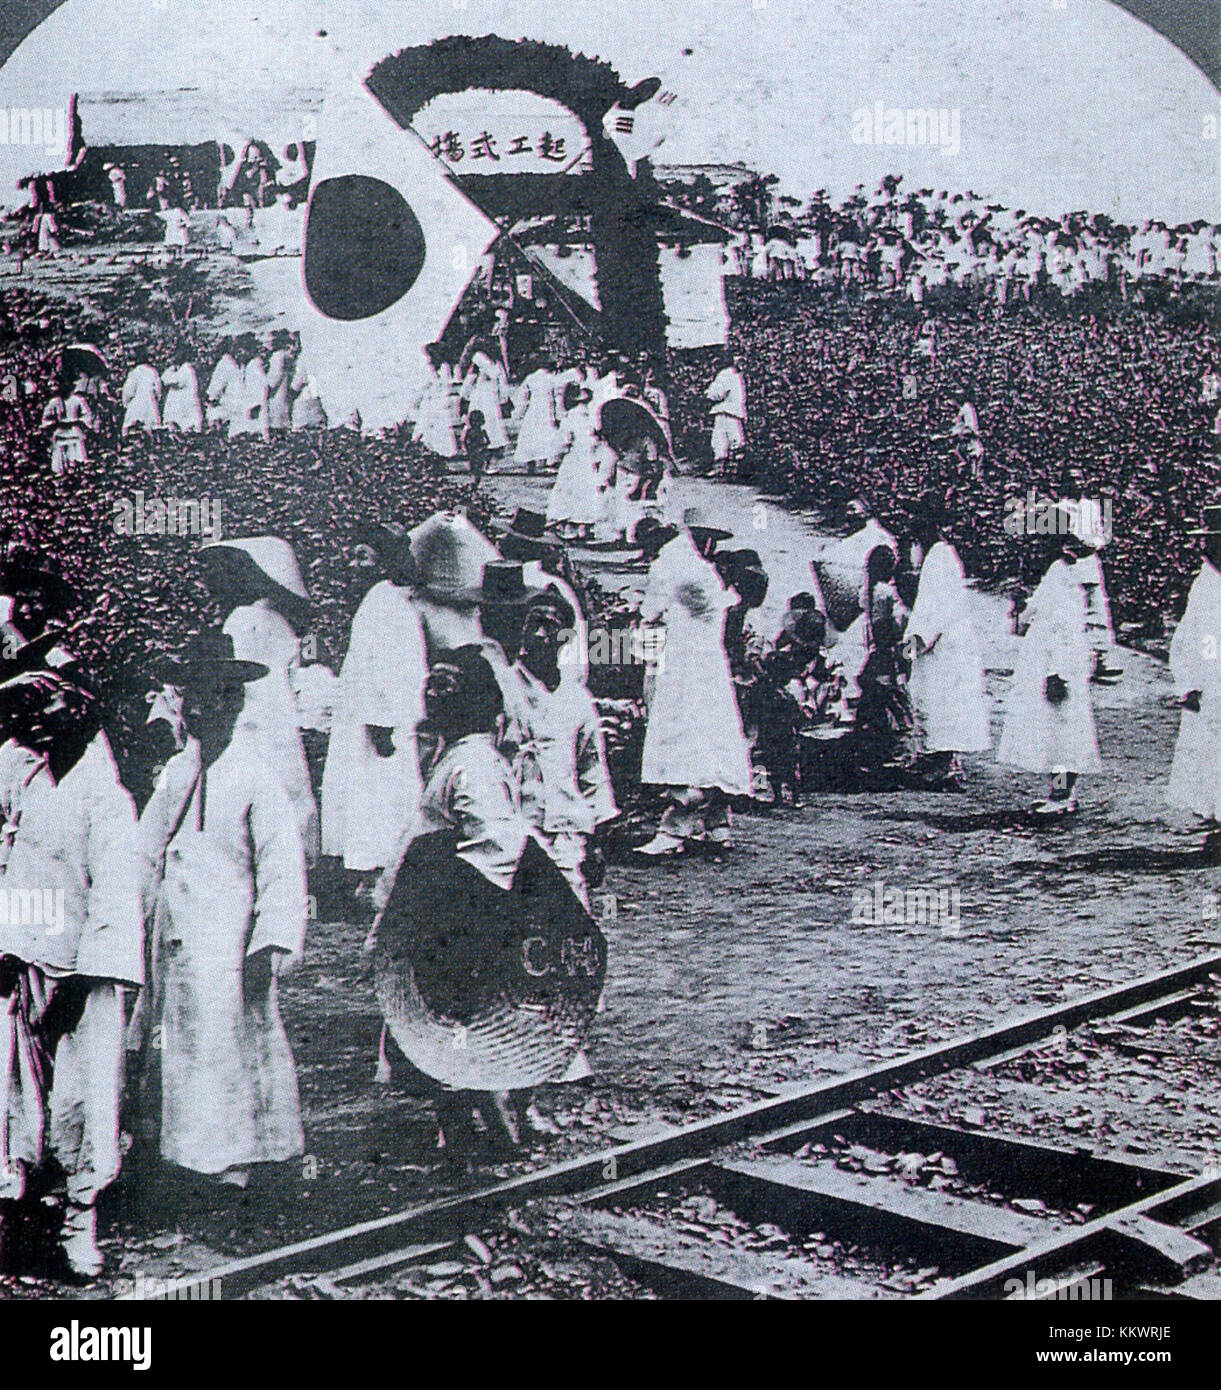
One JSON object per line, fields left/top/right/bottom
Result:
{"left": 0, "top": 0, "right": 1216, "bottom": 222}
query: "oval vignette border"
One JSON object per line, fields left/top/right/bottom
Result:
{"left": 0, "top": 1, "right": 1217, "bottom": 92}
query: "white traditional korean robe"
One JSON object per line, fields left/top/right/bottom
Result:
{"left": 380, "top": 732, "right": 527, "bottom": 905}
{"left": 232, "top": 356, "right": 270, "bottom": 440}
{"left": 907, "top": 541, "right": 991, "bottom": 753}
{"left": 546, "top": 403, "right": 606, "bottom": 529}
{"left": 40, "top": 392, "right": 94, "bottom": 471}
{"left": 707, "top": 366, "right": 745, "bottom": 461}
{"left": 206, "top": 353, "right": 245, "bottom": 431}
{"left": 512, "top": 368, "right": 564, "bottom": 467}
{"left": 224, "top": 600, "right": 319, "bottom": 863}
{"left": 412, "top": 364, "right": 458, "bottom": 458}
{"left": 508, "top": 663, "right": 616, "bottom": 902}
{"left": 140, "top": 734, "right": 307, "bottom": 1175}
{"left": 997, "top": 559, "right": 1101, "bottom": 775}
{"left": 121, "top": 363, "right": 162, "bottom": 434}
{"left": 461, "top": 352, "right": 509, "bottom": 451}
{"left": 639, "top": 533, "right": 752, "bottom": 795}
{"left": 321, "top": 581, "right": 428, "bottom": 871}
{"left": 266, "top": 349, "right": 292, "bottom": 431}
{"left": 290, "top": 358, "right": 326, "bottom": 430}
{"left": 0, "top": 733, "right": 142, "bottom": 1206}
{"left": 1167, "top": 560, "right": 1221, "bottom": 821}
{"left": 161, "top": 363, "right": 203, "bottom": 433}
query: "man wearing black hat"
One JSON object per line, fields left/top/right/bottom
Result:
{"left": 0, "top": 664, "right": 142, "bottom": 1277}
{"left": 1167, "top": 505, "right": 1221, "bottom": 845}
{"left": 497, "top": 511, "right": 590, "bottom": 688}
{"left": 137, "top": 630, "right": 308, "bottom": 1189}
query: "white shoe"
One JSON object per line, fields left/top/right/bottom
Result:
{"left": 635, "top": 832, "right": 686, "bottom": 857}
{"left": 61, "top": 1203, "right": 103, "bottom": 1278}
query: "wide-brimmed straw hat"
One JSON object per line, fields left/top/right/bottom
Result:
{"left": 202, "top": 536, "right": 310, "bottom": 602}
{"left": 410, "top": 513, "right": 499, "bottom": 606}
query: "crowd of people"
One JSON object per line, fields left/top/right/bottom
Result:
{"left": 1, "top": 156, "right": 1219, "bottom": 1282}
{"left": 668, "top": 275, "right": 1221, "bottom": 642}
{"left": 716, "top": 178, "right": 1221, "bottom": 305}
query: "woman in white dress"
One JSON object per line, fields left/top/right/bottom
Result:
{"left": 460, "top": 346, "right": 510, "bottom": 452}
{"left": 412, "top": 356, "right": 459, "bottom": 458}
{"left": 545, "top": 384, "right": 604, "bottom": 539}
{"left": 906, "top": 503, "right": 990, "bottom": 785}
{"left": 997, "top": 529, "right": 1101, "bottom": 816}
{"left": 121, "top": 363, "right": 162, "bottom": 434}
{"left": 161, "top": 361, "right": 203, "bottom": 433}
{"left": 511, "top": 360, "right": 563, "bottom": 472}
{"left": 636, "top": 510, "right": 753, "bottom": 856}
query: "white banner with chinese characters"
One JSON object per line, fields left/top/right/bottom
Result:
{"left": 412, "top": 89, "right": 591, "bottom": 175}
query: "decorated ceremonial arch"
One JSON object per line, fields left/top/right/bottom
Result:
{"left": 366, "top": 35, "right": 672, "bottom": 362}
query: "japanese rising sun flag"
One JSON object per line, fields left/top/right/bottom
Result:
{"left": 296, "top": 82, "right": 499, "bottom": 433}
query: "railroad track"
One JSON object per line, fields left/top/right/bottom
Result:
{"left": 127, "top": 953, "right": 1221, "bottom": 1301}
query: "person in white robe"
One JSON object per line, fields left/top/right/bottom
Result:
{"left": 905, "top": 508, "right": 990, "bottom": 783}
{"left": 232, "top": 349, "right": 270, "bottom": 442}
{"left": 370, "top": 646, "right": 530, "bottom": 1155}
{"left": 40, "top": 384, "right": 95, "bottom": 473}
{"left": 507, "top": 588, "right": 617, "bottom": 906}
{"left": 460, "top": 348, "right": 510, "bottom": 453}
{"left": 137, "top": 632, "right": 307, "bottom": 1185}
{"left": 290, "top": 356, "right": 326, "bottom": 431}
{"left": 120, "top": 363, "right": 162, "bottom": 435}
{"left": 636, "top": 510, "right": 753, "bottom": 856}
{"left": 502, "top": 588, "right": 613, "bottom": 1093}
{"left": 1166, "top": 508, "right": 1221, "bottom": 832}
{"left": 997, "top": 532, "right": 1101, "bottom": 816}
{"left": 265, "top": 338, "right": 293, "bottom": 432}
{"left": 206, "top": 351, "right": 245, "bottom": 433}
{"left": 545, "top": 385, "right": 605, "bottom": 538}
{"left": 706, "top": 358, "right": 746, "bottom": 472}
{"left": 0, "top": 682, "right": 142, "bottom": 1276}
{"left": 412, "top": 359, "right": 459, "bottom": 458}
{"left": 161, "top": 205, "right": 189, "bottom": 254}
{"left": 161, "top": 361, "right": 203, "bottom": 434}
{"left": 202, "top": 537, "right": 319, "bottom": 863}
{"left": 511, "top": 362, "right": 564, "bottom": 472}
{"left": 321, "top": 531, "right": 428, "bottom": 873}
